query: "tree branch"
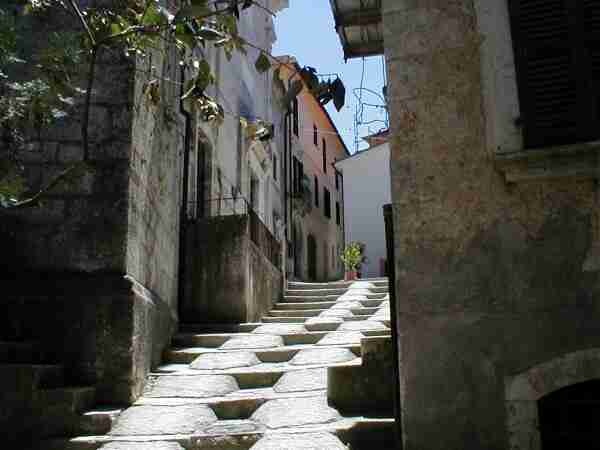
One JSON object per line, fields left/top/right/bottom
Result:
{"left": 67, "top": 0, "right": 96, "bottom": 46}
{"left": 3, "top": 164, "right": 80, "bottom": 210}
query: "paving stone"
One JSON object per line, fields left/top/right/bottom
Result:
{"left": 304, "top": 317, "right": 342, "bottom": 331}
{"left": 273, "top": 368, "right": 327, "bottom": 393}
{"left": 289, "top": 348, "right": 356, "bottom": 366}
{"left": 144, "top": 375, "right": 239, "bottom": 398}
{"left": 109, "top": 404, "right": 217, "bottom": 435}
{"left": 336, "top": 294, "right": 367, "bottom": 301}
{"left": 349, "top": 281, "right": 375, "bottom": 289}
{"left": 101, "top": 443, "right": 185, "bottom": 450}
{"left": 316, "top": 331, "right": 365, "bottom": 346}
{"left": 250, "top": 432, "right": 348, "bottom": 449}
{"left": 251, "top": 397, "right": 341, "bottom": 429}
{"left": 338, "top": 321, "right": 389, "bottom": 332}
{"left": 203, "top": 419, "right": 264, "bottom": 435}
{"left": 190, "top": 352, "right": 260, "bottom": 370}
{"left": 252, "top": 324, "right": 307, "bottom": 335}
{"left": 331, "top": 301, "right": 363, "bottom": 310}
{"left": 343, "top": 288, "right": 372, "bottom": 295}
{"left": 220, "top": 335, "right": 284, "bottom": 350}
{"left": 319, "top": 309, "right": 354, "bottom": 318}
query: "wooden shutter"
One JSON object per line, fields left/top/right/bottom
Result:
{"left": 509, "top": 0, "right": 600, "bottom": 148}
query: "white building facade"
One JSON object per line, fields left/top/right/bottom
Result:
{"left": 335, "top": 140, "right": 391, "bottom": 278}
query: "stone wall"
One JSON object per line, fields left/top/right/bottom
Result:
{"left": 1, "top": 5, "right": 131, "bottom": 273}
{"left": 182, "top": 214, "right": 282, "bottom": 324}
{"left": 382, "top": 1, "right": 600, "bottom": 449}
{"left": 0, "top": 1, "right": 183, "bottom": 405}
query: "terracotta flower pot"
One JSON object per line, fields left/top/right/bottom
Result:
{"left": 345, "top": 270, "right": 358, "bottom": 281}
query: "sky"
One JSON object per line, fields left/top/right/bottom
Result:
{"left": 273, "top": 1, "right": 388, "bottom": 154}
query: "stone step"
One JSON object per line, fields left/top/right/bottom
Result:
{"left": 179, "top": 323, "right": 260, "bottom": 334}
{"left": 288, "top": 281, "right": 355, "bottom": 290}
{"left": 350, "top": 307, "right": 380, "bottom": 316}
{"left": 165, "top": 343, "right": 362, "bottom": 365}
{"left": 40, "top": 386, "right": 97, "bottom": 413}
{"left": 0, "top": 363, "right": 65, "bottom": 390}
{"left": 288, "top": 279, "right": 389, "bottom": 290}
{"left": 279, "top": 295, "right": 386, "bottom": 305}
{"left": 286, "top": 288, "right": 349, "bottom": 296}
{"left": 285, "top": 287, "right": 389, "bottom": 298}
{"left": 39, "top": 417, "right": 397, "bottom": 450}
{"left": 261, "top": 316, "right": 307, "bottom": 324}
{"left": 37, "top": 387, "right": 98, "bottom": 437}
{"left": 174, "top": 329, "right": 390, "bottom": 349}
{"left": 274, "top": 301, "right": 337, "bottom": 310}
{"left": 75, "top": 407, "right": 124, "bottom": 436}
{"left": 0, "top": 341, "right": 44, "bottom": 364}
{"left": 283, "top": 294, "right": 342, "bottom": 302}
{"left": 269, "top": 309, "right": 325, "bottom": 318}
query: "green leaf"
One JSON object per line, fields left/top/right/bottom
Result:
{"left": 255, "top": 52, "right": 270, "bottom": 74}
{"left": 194, "top": 60, "right": 214, "bottom": 92}
{"left": 196, "top": 25, "right": 226, "bottom": 41}
{"left": 174, "top": 4, "right": 211, "bottom": 23}
{"left": 110, "top": 21, "right": 122, "bottom": 36}
{"left": 174, "top": 24, "right": 196, "bottom": 49}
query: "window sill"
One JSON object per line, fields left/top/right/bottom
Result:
{"left": 494, "top": 140, "right": 600, "bottom": 183}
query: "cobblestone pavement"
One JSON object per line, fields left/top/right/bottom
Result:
{"left": 46, "top": 279, "right": 392, "bottom": 449}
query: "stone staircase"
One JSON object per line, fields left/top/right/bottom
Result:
{"left": 0, "top": 341, "right": 123, "bottom": 447}
{"left": 37, "top": 278, "right": 397, "bottom": 449}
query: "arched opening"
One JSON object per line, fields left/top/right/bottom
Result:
{"left": 505, "top": 348, "right": 600, "bottom": 450}
{"left": 538, "top": 380, "right": 600, "bottom": 449}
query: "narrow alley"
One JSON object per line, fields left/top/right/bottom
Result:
{"left": 40, "top": 279, "right": 394, "bottom": 449}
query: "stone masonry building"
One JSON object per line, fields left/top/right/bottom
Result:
{"left": 277, "top": 57, "right": 348, "bottom": 283}
{"left": 0, "top": 0, "right": 290, "bottom": 442}
{"left": 331, "top": 0, "right": 600, "bottom": 449}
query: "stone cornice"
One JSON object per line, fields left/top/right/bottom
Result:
{"left": 494, "top": 140, "right": 600, "bottom": 183}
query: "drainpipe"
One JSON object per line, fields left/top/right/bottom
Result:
{"left": 383, "top": 203, "right": 402, "bottom": 447}
{"left": 178, "top": 65, "right": 192, "bottom": 314}
{"left": 283, "top": 112, "right": 289, "bottom": 284}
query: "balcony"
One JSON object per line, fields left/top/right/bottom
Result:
{"left": 329, "top": 0, "right": 384, "bottom": 60}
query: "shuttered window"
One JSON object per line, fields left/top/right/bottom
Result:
{"left": 509, "top": 0, "right": 600, "bottom": 148}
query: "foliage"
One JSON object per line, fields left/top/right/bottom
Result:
{"left": 340, "top": 241, "right": 367, "bottom": 271}
{"left": 0, "top": 7, "right": 84, "bottom": 206}
{"left": 0, "top": 0, "right": 346, "bottom": 210}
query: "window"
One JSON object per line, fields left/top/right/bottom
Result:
{"left": 292, "top": 157, "right": 304, "bottom": 195}
{"left": 313, "top": 124, "right": 318, "bottom": 146}
{"left": 292, "top": 98, "right": 299, "bottom": 137}
{"left": 250, "top": 174, "right": 259, "bottom": 212}
{"left": 322, "top": 143, "right": 327, "bottom": 173}
{"left": 324, "top": 187, "right": 331, "bottom": 219}
{"left": 273, "top": 154, "right": 277, "bottom": 181}
{"left": 509, "top": 0, "right": 600, "bottom": 148}
{"left": 336, "top": 202, "right": 341, "bottom": 225}
{"left": 335, "top": 171, "right": 339, "bottom": 191}
{"left": 314, "top": 176, "right": 319, "bottom": 207}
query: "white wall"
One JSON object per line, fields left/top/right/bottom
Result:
{"left": 337, "top": 143, "right": 391, "bottom": 278}
{"left": 192, "top": 0, "right": 284, "bottom": 238}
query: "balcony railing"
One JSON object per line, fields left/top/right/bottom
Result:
{"left": 193, "top": 195, "right": 281, "bottom": 269}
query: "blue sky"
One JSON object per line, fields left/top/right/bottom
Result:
{"left": 273, "top": 2, "right": 388, "bottom": 153}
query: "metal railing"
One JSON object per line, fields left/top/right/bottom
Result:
{"left": 249, "top": 208, "right": 281, "bottom": 268}
{"left": 194, "top": 194, "right": 281, "bottom": 269}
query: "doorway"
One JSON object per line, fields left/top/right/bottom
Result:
{"left": 307, "top": 234, "right": 317, "bottom": 281}
{"left": 539, "top": 379, "right": 600, "bottom": 449}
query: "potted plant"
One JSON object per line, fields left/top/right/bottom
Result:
{"left": 340, "top": 242, "right": 367, "bottom": 281}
